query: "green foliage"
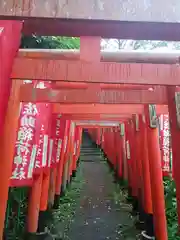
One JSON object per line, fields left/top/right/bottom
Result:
{"left": 4, "top": 187, "right": 29, "bottom": 240}
{"left": 164, "top": 177, "right": 180, "bottom": 240}
{"left": 21, "top": 35, "right": 80, "bottom": 49}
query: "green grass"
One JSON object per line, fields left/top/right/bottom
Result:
{"left": 164, "top": 177, "right": 180, "bottom": 240}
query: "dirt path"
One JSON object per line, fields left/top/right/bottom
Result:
{"left": 64, "top": 133, "right": 140, "bottom": 240}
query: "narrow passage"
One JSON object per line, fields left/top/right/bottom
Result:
{"left": 65, "top": 132, "right": 139, "bottom": 240}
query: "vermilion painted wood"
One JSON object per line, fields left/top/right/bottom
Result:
{"left": 19, "top": 84, "right": 168, "bottom": 104}
{"left": 53, "top": 104, "right": 144, "bottom": 115}
{"left": 69, "top": 123, "right": 76, "bottom": 180}
{"left": 125, "top": 122, "right": 133, "bottom": 191}
{"left": 80, "top": 37, "right": 101, "bottom": 62}
{"left": 79, "top": 125, "right": 114, "bottom": 129}
{"left": 52, "top": 104, "right": 168, "bottom": 115}
{"left": 167, "top": 86, "right": 180, "bottom": 227}
{"left": 0, "top": 21, "right": 22, "bottom": 137}
{"left": 48, "top": 167, "right": 57, "bottom": 207}
{"left": 0, "top": 80, "right": 23, "bottom": 239}
{"left": 55, "top": 119, "right": 67, "bottom": 195}
{"left": 11, "top": 58, "right": 180, "bottom": 85}
{"left": 144, "top": 105, "right": 168, "bottom": 240}
{"left": 133, "top": 116, "right": 143, "bottom": 206}
{"left": 72, "top": 127, "right": 80, "bottom": 173}
{"left": 28, "top": 173, "right": 43, "bottom": 233}
{"left": 139, "top": 115, "right": 153, "bottom": 215}
{"left": 129, "top": 121, "right": 138, "bottom": 197}
{"left": 40, "top": 172, "right": 50, "bottom": 211}
{"left": 116, "top": 128, "right": 123, "bottom": 178}
{"left": 58, "top": 113, "right": 132, "bottom": 120}
{"left": 121, "top": 125, "right": 128, "bottom": 181}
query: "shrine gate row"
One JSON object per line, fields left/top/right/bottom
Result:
{"left": 0, "top": 20, "right": 180, "bottom": 240}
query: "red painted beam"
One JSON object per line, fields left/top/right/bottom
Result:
{"left": 11, "top": 58, "right": 179, "bottom": 85}
{"left": 53, "top": 104, "right": 168, "bottom": 115}
{"left": 63, "top": 114, "right": 132, "bottom": 121}
{"left": 52, "top": 82, "right": 152, "bottom": 90}
{"left": 19, "top": 84, "right": 167, "bottom": 104}
{"left": 53, "top": 104, "right": 144, "bottom": 114}
{"left": 17, "top": 49, "right": 180, "bottom": 65}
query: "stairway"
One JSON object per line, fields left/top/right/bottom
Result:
{"left": 80, "top": 132, "right": 103, "bottom": 162}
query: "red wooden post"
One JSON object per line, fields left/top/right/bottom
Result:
{"left": 120, "top": 123, "right": 128, "bottom": 183}
{"left": 27, "top": 174, "right": 43, "bottom": 235}
{"left": 0, "top": 21, "right": 22, "bottom": 137}
{"left": 125, "top": 122, "right": 133, "bottom": 197}
{"left": 139, "top": 114, "right": 154, "bottom": 238}
{"left": 116, "top": 127, "right": 123, "bottom": 180}
{"left": 53, "top": 118, "right": 67, "bottom": 208}
{"left": 128, "top": 120, "right": 139, "bottom": 212}
{"left": 0, "top": 80, "right": 23, "bottom": 239}
{"left": 38, "top": 172, "right": 50, "bottom": 236}
{"left": 60, "top": 120, "right": 71, "bottom": 196}
{"left": 133, "top": 115, "right": 142, "bottom": 194}
{"left": 133, "top": 115, "right": 144, "bottom": 222}
{"left": 48, "top": 167, "right": 57, "bottom": 208}
{"left": 39, "top": 171, "right": 50, "bottom": 212}
{"left": 65, "top": 122, "right": 74, "bottom": 186}
{"left": 144, "top": 105, "right": 168, "bottom": 240}
{"left": 0, "top": 21, "right": 22, "bottom": 239}
{"left": 54, "top": 119, "right": 67, "bottom": 198}
{"left": 167, "top": 86, "right": 180, "bottom": 229}
{"left": 69, "top": 123, "right": 76, "bottom": 182}
{"left": 76, "top": 127, "right": 82, "bottom": 167}
{"left": 72, "top": 126, "right": 79, "bottom": 177}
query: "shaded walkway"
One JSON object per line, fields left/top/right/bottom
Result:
{"left": 66, "top": 133, "right": 139, "bottom": 240}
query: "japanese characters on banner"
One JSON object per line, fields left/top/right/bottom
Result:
{"left": 159, "top": 114, "right": 170, "bottom": 175}
{"left": 10, "top": 103, "right": 38, "bottom": 187}
{"left": 33, "top": 81, "right": 52, "bottom": 174}
{"left": 33, "top": 103, "right": 52, "bottom": 174}
{"left": 51, "top": 114, "right": 64, "bottom": 168}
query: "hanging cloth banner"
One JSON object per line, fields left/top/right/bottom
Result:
{"left": 51, "top": 114, "right": 65, "bottom": 168}
{"left": 10, "top": 103, "right": 38, "bottom": 187}
{"left": 72, "top": 126, "right": 81, "bottom": 171}
{"left": 34, "top": 103, "right": 52, "bottom": 174}
{"left": 33, "top": 81, "right": 52, "bottom": 174}
{"left": 159, "top": 114, "right": 170, "bottom": 176}
{"left": 69, "top": 122, "right": 76, "bottom": 176}
{"left": 63, "top": 120, "right": 71, "bottom": 163}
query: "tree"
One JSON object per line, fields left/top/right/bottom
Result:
{"left": 21, "top": 35, "right": 80, "bottom": 49}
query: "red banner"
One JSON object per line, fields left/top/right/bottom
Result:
{"left": 159, "top": 114, "right": 170, "bottom": 175}
{"left": 34, "top": 103, "right": 52, "bottom": 173}
{"left": 51, "top": 114, "right": 64, "bottom": 168}
{"left": 10, "top": 103, "right": 38, "bottom": 186}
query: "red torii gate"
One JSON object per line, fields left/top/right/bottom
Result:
{"left": 0, "top": 27, "right": 180, "bottom": 240}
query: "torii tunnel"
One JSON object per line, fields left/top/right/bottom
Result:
{"left": 1, "top": 1, "right": 180, "bottom": 240}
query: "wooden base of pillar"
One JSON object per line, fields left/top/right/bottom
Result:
{"left": 37, "top": 210, "right": 52, "bottom": 233}
{"left": 143, "top": 213, "right": 154, "bottom": 238}
{"left": 53, "top": 194, "right": 60, "bottom": 209}
{"left": 72, "top": 170, "right": 77, "bottom": 178}
{"left": 60, "top": 186, "right": 66, "bottom": 197}
{"left": 131, "top": 196, "right": 139, "bottom": 216}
